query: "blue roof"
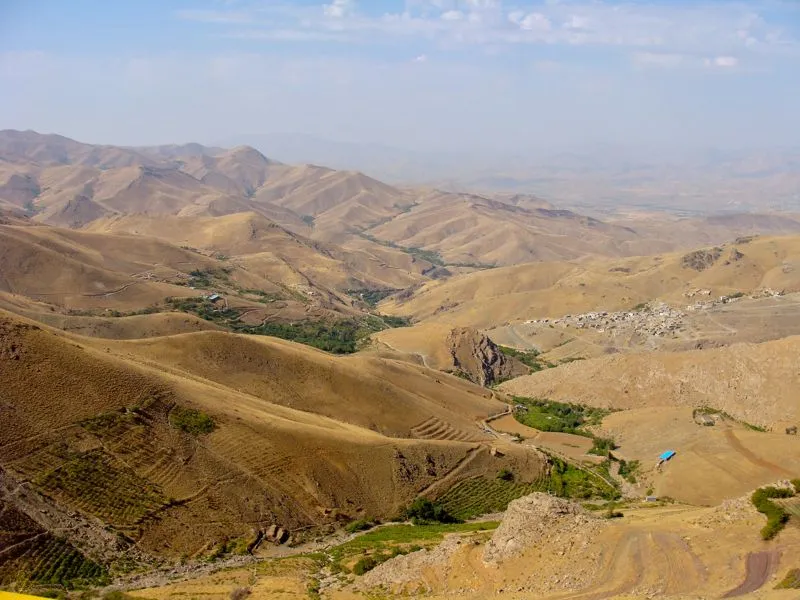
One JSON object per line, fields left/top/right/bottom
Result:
{"left": 659, "top": 450, "right": 676, "bottom": 461}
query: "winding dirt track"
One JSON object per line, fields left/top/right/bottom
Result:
{"left": 722, "top": 551, "right": 780, "bottom": 597}
{"left": 723, "top": 430, "right": 793, "bottom": 477}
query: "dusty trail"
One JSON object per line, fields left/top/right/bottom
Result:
{"left": 415, "top": 446, "right": 482, "bottom": 498}
{"left": 722, "top": 551, "right": 780, "bottom": 597}
{"left": 724, "top": 430, "right": 793, "bottom": 476}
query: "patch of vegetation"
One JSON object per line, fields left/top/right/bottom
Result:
{"left": 776, "top": 568, "right": 800, "bottom": 589}
{"left": 438, "top": 459, "right": 618, "bottom": 520}
{"left": 169, "top": 406, "right": 215, "bottom": 435}
{"left": 496, "top": 468, "right": 514, "bottom": 482}
{"left": 232, "top": 319, "right": 367, "bottom": 354}
{"left": 751, "top": 486, "right": 795, "bottom": 540}
{"left": 548, "top": 457, "right": 619, "bottom": 500}
{"left": 235, "top": 288, "right": 286, "bottom": 303}
{"left": 448, "top": 369, "right": 475, "bottom": 383}
{"left": 0, "top": 534, "right": 108, "bottom": 590}
{"left": 589, "top": 437, "right": 617, "bottom": 457}
{"left": 727, "top": 291, "right": 745, "bottom": 299}
{"left": 512, "top": 397, "right": 611, "bottom": 436}
{"left": 559, "top": 356, "right": 586, "bottom": 364}
{"left": 166, "top": 296, "right": 408, "bottom": 354}
{"left": 166, "top": 296, "right": 239, "bottom": 324}
{"left": 792, "top": 479, "right": 800, "bottom": 494}
{"left": 497, "top": 346, "right": 554, "bottom": 372}
{"left": 346, "top": 288, "right": 399, "bottom": 307}
{"left": 436, "top": 476, "right": 546, "bottom": 520}
{"left": 358, "top": 233, "right": 495, "bottom": 269}
{"left": 186, "top": 267, "right": 232, "bottom": 289}
{"left": 345, "top": 519, "right": 377, "bottom": 534}
{"left": 352, "top": 547, "right": 413, "bottom": 576}
{"left": 306, "top": 577, "right": 322, "bottom": 600}
{"left": 631, "top": 302, "right": 648, "bottom": 311}
{"left": 402, "top": 498, "right": 460, "bottom": 525}
{"left": 617, "top": 459, "right": 640, "bottom": 484}
{"left": 35, "top": 449, "right": 167, "bottom": 526}
{"left": 301, "top": 214, "right": 315, "bottom": 226}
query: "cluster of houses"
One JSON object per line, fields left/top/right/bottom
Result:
{"left": 525, "top": 302, "right": 685, "bottom": 338}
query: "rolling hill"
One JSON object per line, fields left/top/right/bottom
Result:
{"left": 378, "top": 235, "right": 800, "bottom": 329}
{"left": 6, "top": 129, "right": 799, "bottom": 277}
{"left": 0, "top": 309, "right": 544, "bottom": 584}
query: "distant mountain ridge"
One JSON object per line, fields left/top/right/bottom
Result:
{"left": 3, "top": 129, "right": 800, "bottom": 272}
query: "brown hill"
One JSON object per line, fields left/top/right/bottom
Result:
{"left": 6, "top": 129, "right": 800, "bottom": 279}
{"left": 380, "top": 235, "right": 800, "bottom": 329}
{"left": 367, "top": 191, "right": 642, "bottom": 266}
{"left": 0, "top": 129, "right": 155, "bottom": 169}
{"left": 0, "top": 309, "right": 543, "bottom": 578}
{"left": 498, "top": 335, "right": 800, "bottom": 429}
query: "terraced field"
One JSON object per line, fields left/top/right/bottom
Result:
{"left": 0, "top": 535, "right": 107, "bottom": 589}
{"left": 35, "top": 449, "right": 168, "bottom": 527}
{"left": 435, "top": 476, "right": 549, "bottom": 520}
{"left": 410, "top": 417, "right": 482, "bottom": 442}
{"left": 0, "top": 502, "right": 107, "bottom": 590}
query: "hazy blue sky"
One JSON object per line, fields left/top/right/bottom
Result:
{"left": 1, "top": 0, "right": 799, "bottom": 152}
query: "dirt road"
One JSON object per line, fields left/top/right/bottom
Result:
{"left": 722, "top": 551, "right": 779, "bottom": 597}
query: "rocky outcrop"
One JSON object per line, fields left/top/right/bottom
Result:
{"left": 483, "top": 493, "right": 603, "bottom": 563}
{"left": 446, "top": 327, "right": 527, "bottom": 386}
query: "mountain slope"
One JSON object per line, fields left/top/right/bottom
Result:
{"left": 379, "top": 235, "right": 800, "bottom": 328}
{"left": 0, "top": 309, "right": 540, "bottom": 576}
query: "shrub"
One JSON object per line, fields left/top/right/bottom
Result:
{"left": 345, "top": 519, "right": 376, "bottom": 534}
{"left": 617, "top": 459, "right": 640, "bottom": 483}
{"left": 403, "top": 498, "right": 460, "bottom": 524}
{"left": 589, "top": 437, "right": 617, "bottom": 457}
{"left": 170, "top": 406, "right": 215, "bottom": 435}
{"left": 352, "top": 555, "right": 380, "bottom": 576}
{"left": 751, "top": 486, "right": 795, "bottom": 540}
{"left": 496, "top": 468, "right": 514, "bottom": 482}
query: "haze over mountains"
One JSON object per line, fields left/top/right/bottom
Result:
{"left": 223, "top": 133, "right": 800, "bottom": 215}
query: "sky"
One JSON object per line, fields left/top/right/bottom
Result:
{"left": 1, "top": 0, "right": 799, "bottom": 153}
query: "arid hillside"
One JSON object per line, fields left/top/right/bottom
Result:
{"left": 0, "top": 309, "right": 545, "bottom": 584}
{"left": 5, "top": 129, "right": 799, "bottom": 276}
{"left": 380, "top": 235, "right": 800, "bottom": 328}
{"left": 498, "top": 334, "right": 800, "bottom": 429}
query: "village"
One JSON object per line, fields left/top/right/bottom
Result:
{"left": 526, "top": 302, "right": 687, "bottom": 338}
{"left": 524, "top": 288, "right": 786, "bottom": 339}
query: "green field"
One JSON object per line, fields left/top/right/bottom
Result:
{"left": 512, "top": 397, "right": 611, "bottom": 435}
{"left": 435, "top": 477, "right": 548, "bottom": 520}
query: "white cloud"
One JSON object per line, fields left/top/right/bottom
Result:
{"left": 173, "top": 0, "right": 799, "bottom": 63}
{"left": 564, "top": 15, "right": 589, "bottom": 30}
{"left": 324, "top": 0, "right": 355, "bottom": 19}
{"left": 507, "top": 10, "right": 524, "bottom": 25}
{"left": 705, "top": 55, "right": 739, "bottom": 68}
{"left": 441, "top": 10, "right": 464, "bottom": 21}
{"left": 413, "top": 54, "right": 428, "bottom": 62}
{"left": 519, "top": 13, "right": 551, "bottom": 32}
